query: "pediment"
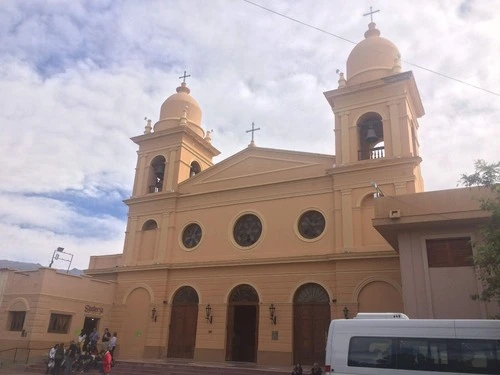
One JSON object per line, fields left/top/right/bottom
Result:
{"left": 179, "top": 147, "right": 335, "bottom": 193}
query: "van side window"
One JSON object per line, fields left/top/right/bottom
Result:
{"left": 398, "top": 339, "right": 450, "bottom": 371}
{"left": 461, "top": 340, "right": 500, "bottom": 373}
{"left": 348, "top": 337, "right": 393, "bottom": 368}
{"left": 348, "top": 337, "right": 500, "bottom": 374}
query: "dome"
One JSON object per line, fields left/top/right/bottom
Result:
{"left": 346, "top": 22, "right": 400, "bottom": 85}
{"left": 154, "top": 82, "right": 204, "bottom": 137}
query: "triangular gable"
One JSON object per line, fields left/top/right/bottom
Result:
{"left": 179, "top": 147, "right": 335, "bottom": 194}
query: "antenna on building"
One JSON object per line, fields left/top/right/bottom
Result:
{"left": 371, "top": 181, "right": 385, "bottom": 198}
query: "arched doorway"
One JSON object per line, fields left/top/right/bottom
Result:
{"left": 122, "top": 287, "right": 150, "bottom": 359}
{"left": 293, "top": 283, "right": 331, "bottom": 365}
{"left": 225, "top": 284, "right": 259, "bottom": 362}
{"left": 358, "top": 281, "right": 403, "bottom": 312}
{"left": 167, "top": 286, "right": 199, "bottom": 359}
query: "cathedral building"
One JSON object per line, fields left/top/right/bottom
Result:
{"left": 85, "top": 21, "right": 421, "bottom": 365}
{"left": 1, "top": 21, "right": 497, "bottom": 367}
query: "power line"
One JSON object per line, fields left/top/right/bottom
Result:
{"left": 242, "top": 0, "right": 356, "bottom": 44}
{"left": 241, "top": 0, "right": 500, "bottom": 97}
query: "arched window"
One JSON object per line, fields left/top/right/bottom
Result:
{"left": 142, "top": 220, "right": 158, "bottom": 231}
{"left": 229, "top": 284, "right": 259, "bottom": 303}
{"left": 357, "top": 113, "right": 384, "bottom": 160}
{"left": 190, "top": 161, "right": 201, "bottom": 177}
{"left": 293, "top": 283, "right": 330, "bottom": 304}
{"left": 172, "top": 286, "right": 199, "bottom": 304}
{"left": 148, "top": 156, "right": 166, "bottom": 193}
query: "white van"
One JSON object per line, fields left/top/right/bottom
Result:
{"left": 325, "top": 313, "right": 500, "bottom": 375}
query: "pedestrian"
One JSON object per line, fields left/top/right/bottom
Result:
{"left": 292, "top": 363, "right": 303, "bottom": 375}
{"left": 108, "top": 332, "right": 117, "bottom": 363}
{"left": 101, "top": 328, "right": 111, "bottom": 351}
{"left": 46, "top": 344, "right": 57, "bottom": 374}
{"left": 77, "top": 329, "right": 86, "bottom": 353}
{"left": 310, "top": 362, "right": 322, "bottom": 375}
{"left": 53, "top": 343, "right": 65, "bottom": 375}
{"left": 64, "top": 340, "right": 78, "bottom": 375}
{"left": 101, "top": 349, "right": 112, "bottom": 375}
{"left": 89, "top": 328, "right": 99, "bottom": 352}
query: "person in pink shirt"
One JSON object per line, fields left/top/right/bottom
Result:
{"left": 101, "top": 349, "right": 112, "bottom": 375}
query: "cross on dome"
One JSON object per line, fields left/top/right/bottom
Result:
{"left": 363, "top": 6, "right": 380, "bottom": 23}
{"left": 179, "top": 70, "right": 191, "bottom": 83}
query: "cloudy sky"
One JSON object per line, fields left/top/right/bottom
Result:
{"left": 1, "top": 0, "right": 499, "bottom": 270}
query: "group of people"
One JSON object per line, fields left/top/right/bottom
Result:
{"left": 46, "top": 327, "right": 117, "bottom": 375}
{"left": 77, "top": 327, "right": 117, "bottom": 358}
{"left": 292, "top": 362, "right": 322, "bottom": 375}
{"left": 46, "top": 341, "right": 77, "bottom": 375}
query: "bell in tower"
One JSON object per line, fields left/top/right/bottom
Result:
{"left": 365, "top": 125, "right": 379, "bottom": 144}
{"left": 149, "top": 156, "right": 166, "bottom": 193}
{"left": 357, "top": 115, "right": 384, "bottom": 161}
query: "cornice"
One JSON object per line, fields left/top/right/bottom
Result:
{"left": 131, "top": 125, "right": 220, "bottom": 156}
{"left": 84, "top": 250, "right": 399, "bottom": 275}
{"left": 327, "top": 156, "right": 422, "bottom": 176}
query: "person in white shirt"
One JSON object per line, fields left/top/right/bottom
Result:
{"left": 46, "top": 344, "right": 57, "bottom": 374}
{"left": 108, "top": 332, "right": 117, "bottom": 363}
{"left": 77, "top": 329, "right": 86, "bottom": 352}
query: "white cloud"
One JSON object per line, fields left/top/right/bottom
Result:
{"left": 0, "top": 0, "right": 499, "bottom": 268}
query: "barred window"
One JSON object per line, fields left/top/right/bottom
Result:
{"left": 426, "top": 237, "right": 473, "bottom": 267}
{"left": 47, "top": 313, "right": 71, "bottom": 334}
{"left": 9, "top": 311, "right": 26, "bottom": 331}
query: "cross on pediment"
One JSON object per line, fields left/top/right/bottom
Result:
{"left": 246, "top": 122, "right": 261, "bottom": 146}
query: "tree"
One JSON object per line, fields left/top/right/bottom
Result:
{"left": 460, "top": 160, "right": 500, "bottom": 303}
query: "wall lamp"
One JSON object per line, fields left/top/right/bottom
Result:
{"left": 151, "top": 307, "right": 157, "bottom": 322}
{"left": 343, "top": 306, "right": 349, "bottom": 319}
{"left": 205, "top": 304, "right": 213, "bottom": 324}
{"left": 269, "top": 303, "right": 277, "bottom": 325}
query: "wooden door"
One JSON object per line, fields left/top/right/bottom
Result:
{"left": 293, "top": 304, "right": 330, "bottom": 365}
{"left": 293, "top": 283, "right": 331, "bottom": 365}
{"left": 167, "top": 304, "right": 198, "bottom": 358}
{"left": 225, "top": 284, "right": 259, "bottom": 362}
{"left": 225, "top": 305, "right": 235, "bottom": 361}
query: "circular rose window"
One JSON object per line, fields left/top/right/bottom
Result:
{"left": 182, "top": 223, "right": 202, "bottom": 249}
{"left": 233, "top": 214, "right": 262, "bottom": 247}
{"left": 298, "top": 210, "right": 325, "bottom": 239}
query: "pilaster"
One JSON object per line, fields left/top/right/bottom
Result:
{"left": 388, "top": 101, "right": 402, "bottom": 157}
{"left": 124, "top": 217, "right": 139, "bottom": 265}
{"left": 341, "top": 189, "right": 354, "bottom": 250}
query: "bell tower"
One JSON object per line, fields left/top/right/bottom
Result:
{"left": 129, "top": 78, "right": 220, "bottom": 198}
{"left": 324, "top": 22, "right": 425, "bottom": 193}
{"left": 122, "top": 76, "right": 220, "bottom": 266}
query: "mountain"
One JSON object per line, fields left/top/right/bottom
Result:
{"left": 0, "top": 260, "right": 84, "bottom": 276}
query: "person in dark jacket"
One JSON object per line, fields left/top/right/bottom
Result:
{"left": 64, "top": 340, "right": 78, "bottom": 375}
{"left": 311, "top": 362, "right": 322, "bottom": 375}
{"left": 310, "top": 362, "right": 322, "bottom": 375}
{"left": 292, "top": 363, "right": 303, "bottom": 375}
{"left": 53, "top": 343, "right": 65, "bottom": 375}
